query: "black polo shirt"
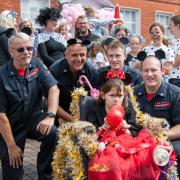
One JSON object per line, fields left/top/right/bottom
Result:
{"left": 98, "top": 65, "right": 143, "bottom": 87}
{"left": 134, "top": 81, "right": 180, "bottom": 127}
{"left": 49, "top": 59, "right": 99, "bottom": 112}
{"left": 0, "top": 59, "right": 57, "bottom": 132}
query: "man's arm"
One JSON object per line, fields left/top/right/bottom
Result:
{"left": 37, "top": 85, "right": 59, "bottom": 135}
{"left": 0, "top": 113, "right": 23, "bottom": 168}
{"left": 166, "top": 124, "right": 180, "bottom": 140}
{"left": 173, "top": 55, "right": 180, "bottom": 67}
{"left": 56, "top": 106, "right": 73, "bottom": 122}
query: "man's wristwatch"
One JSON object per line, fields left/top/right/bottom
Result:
{"left": 45, "top": 112, "right": 56, "bottom": 118}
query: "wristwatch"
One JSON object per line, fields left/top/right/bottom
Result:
{"left": 45, "top": 112, "right": 56, "bottom": 118}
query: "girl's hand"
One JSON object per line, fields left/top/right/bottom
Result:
{"left": 122, "top": 120, "right": 131, "bottom": 135}
{"left": 122, "top": 120, "right": 131, "bottom": 129}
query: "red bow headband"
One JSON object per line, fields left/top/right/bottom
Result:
{"left": 105, "top": 69, "right": 126, "bottom": 80}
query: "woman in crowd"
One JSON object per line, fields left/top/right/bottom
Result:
{"left": 55, "top": 18, "right": 71, "bottom": 40}
{"left": 168, "top": 15, "right": 180, "bottom": 87}
{"left": 142, "top": 23, "right": 175, "bottom": 80}
{"left": 0, "top": 10, "right": 17, "bottom": 65}
{"left": 18, "top": 18, "right": 35, "bottom": 36}
{"left": 113, "top": 25, "right": 128, "bottom": 40}
{"left": 36, "top": 7, "right": 67, "bottom": 68}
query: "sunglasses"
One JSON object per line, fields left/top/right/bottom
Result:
{"left": 6, "top": 11, "right": 17, "bottom": 18}
{"left": 13, "top": 47, "right": 33, "bottom": 53}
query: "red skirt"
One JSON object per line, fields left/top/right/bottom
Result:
{"left": 88, "top": 128, "right": 161, "bottom": 180}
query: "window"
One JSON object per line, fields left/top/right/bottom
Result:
{"left": 156, "top": 12, "right": 173, "bottom": 39}
{"left": 100, "top": 7, "right": 140, "bottom": 35}
{"left": 120, "top": 8, "right": 140, "bottom": 35}
{"left": 21, "top": 0, "right": 50, "bottom": 28}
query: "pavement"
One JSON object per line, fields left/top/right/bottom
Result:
{"left": 0, "top": 139, "right": 40, "bottom": 180}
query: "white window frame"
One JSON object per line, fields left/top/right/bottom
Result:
{"left": 120, "top": 7, "right": 140, "bottom": 36}
{"left": 155, "top": 11, "right": 174, "bottom": 39}
{"left": 101, "top": 7, "right": 140, "bottom": 36}
{"left": 20, "top": 0, "right": 50, "bottom": 28}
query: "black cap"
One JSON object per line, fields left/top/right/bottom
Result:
{"left": 67, "top": 38, "right": 91, "bottom": 47}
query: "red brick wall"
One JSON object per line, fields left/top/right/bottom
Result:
{"left": 0, "top": 0, "right": 20, "bottom": 18}
{"left": 0, "top": 0, "right": 59, "bottom": 17}
{"left": 113, "top": 0, "right": 180, "bottom": 44}
{"left": 50, "top": 0, "right": 60, "bottom": 8}
{"left": 0, "top": 0, "right": 179, "bottom": 44}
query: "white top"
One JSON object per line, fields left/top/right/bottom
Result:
{"left": 38, "top": 31, "right": 67, "bottom": 47}
{"left": 91, "top": 52, "right": 109, "bottom": 69}
{"left": 143, "top": 44, "right": 175, "bottom": 64}
{"left": 169, "top": 38, "right": 180, "bottom": 79}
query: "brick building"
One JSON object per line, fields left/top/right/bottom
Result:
{"left": 0, "top": 0, "right": 179, "bottom": 44}
{"left": 114, "top": 0, "right": 180, "bottom": 43}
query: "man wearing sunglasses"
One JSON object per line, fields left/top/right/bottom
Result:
{"left": 0, "top": 32, "right": 59, "bottom": 180}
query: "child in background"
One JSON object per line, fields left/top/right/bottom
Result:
{"left": 88, "top": 42, "right": 108, "bottom": 69}
{"left": 125, "top": 35, "right": 143, "bottom": 70}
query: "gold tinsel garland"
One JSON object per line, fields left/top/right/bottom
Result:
{"left": 126, "top": 86, "right": 170, "bottom": 141}
{"left": 126, "top": 86, "right": 178, "bottom": 179}
{"left": 52, "top": 86, "right": 178, "bottom": 179}
{"left": 52, "top": 87, "right": 98, "bottom": 180}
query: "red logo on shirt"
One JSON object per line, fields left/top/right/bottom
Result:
{"left": 26, "top": 68, "right": 40, "bottom": 78}
{"left": 154, "top": 102, "right": 172, "bottom": 107}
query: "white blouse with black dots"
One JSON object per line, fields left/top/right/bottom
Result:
{"left": 169, "top": 39, "right": 180, "bottom": 79}
{"left": 142, "top": 44, "right": 175, "bottom": 65}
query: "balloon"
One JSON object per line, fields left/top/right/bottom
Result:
{"left": 66, "top": 24, "right": 71, "bottom": 32}
{"left": 62, "top": 4, "right": 69, "bottom": 10}
{"left": 106, "top": 105, "right": 125, "bottom": 128}
{"left": 66, "top": 16, "right": 73, "bottom": 23}
{"left": 61, "top": 9, "right": 68, "bottom": 17}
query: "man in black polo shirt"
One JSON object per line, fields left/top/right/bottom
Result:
{"left": 134, "top": 56, "right": 180, "bottom": 175}
{"left": 0, "top": 32, "right": 59, "bottom": 180}
{"left": 49, "top": 38, "right": 98, "bottom": 122}
{"left": 98, "top": 40, "right": 142, "bottom": 87}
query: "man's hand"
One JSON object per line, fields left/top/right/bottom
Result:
{"left": 36, "top": 117, "right": 54, "bottom": 135}
{"left": 8, "top": 144, "right": 23, "bottom": 168}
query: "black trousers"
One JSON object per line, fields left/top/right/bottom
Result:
{"left": 0, "top": 117, "right": 58, "bottom": 180}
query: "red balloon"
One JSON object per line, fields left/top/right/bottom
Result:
{"left": 106, "top": 105, "right": 125, "bottom": 128}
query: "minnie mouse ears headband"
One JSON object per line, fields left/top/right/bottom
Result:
{"left": 137, "top": 49, "right": 166, "bottom": 62}
{"left": 105, "top": 69, "right": 132, "bottom": 85}
{"left": 119, "top": 37, "right": 129, "bottom": 45}
{"left": 67, "top": 38, "right": 91, "bottom": 47}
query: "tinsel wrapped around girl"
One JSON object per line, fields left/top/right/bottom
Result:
{"left": 88, "top": 104, "right": 175, "bottom": 180}
{"left": 52, "top": 76, "right": 177, "bottom": 180}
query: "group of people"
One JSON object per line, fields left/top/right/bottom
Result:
{"left": 0, "top": 6, "right": 179, "bottom": 180}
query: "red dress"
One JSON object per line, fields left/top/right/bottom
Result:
{"left": 88, "top": 128, "right": 161, "bottom": 180}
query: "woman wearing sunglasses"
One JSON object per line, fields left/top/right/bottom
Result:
{"left": 0, "top": 10, "right": 17, "bottom": 66}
